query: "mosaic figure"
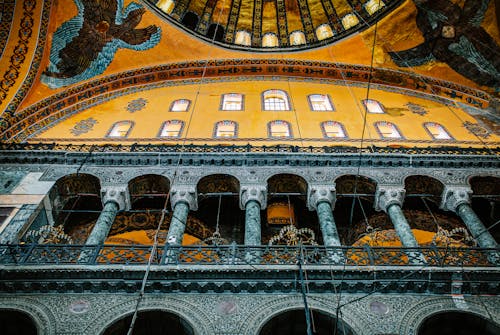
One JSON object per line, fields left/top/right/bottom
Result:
{"left": 41, "top": 0, "right": 161, "bottom": 88}
{"left": 389, "top": 0, "right": 500, "bottom": 89}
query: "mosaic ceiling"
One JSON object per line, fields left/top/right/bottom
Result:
{"left": 148, "top": 0, "right": 404, "bottom": 50}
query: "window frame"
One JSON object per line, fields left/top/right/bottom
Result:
{"left": 374, "top": 121, "right": 404, "bottom": 139}
{"left": 220, "top": 93, "right": 244, "bottom": 111}
{"left": 169, "top": 99, "right": 191, "bottom": 112}
{"left": 268, "top": 120, "right": 293, "bottom": 139}
{"left": 308, "top": 94, "right": 335, "bottom": 112}
{"left": 106, "top": 120, "right": 134, "bottom": 138}
{"left": 157, "top": 120, "right": 185, "bottom": 138}
{"left": 423, "top": 122, "right": 454, "bottom": 140}
{"left": 213, "top": 120, "right": 238, "bottom": 138}
{"left": 262, "top": 90, "right": 291, "bottom": 111}
{"left": 321, "top": 121, "right": 348, "bottom": 139}
{"left": 362, "top": 99, "right": 386, "bottom": 114}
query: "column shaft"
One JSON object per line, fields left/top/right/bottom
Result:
{"left": 244, "top": 200, "right": 261, "bottom": 246}
{"left": 85, "top": 201, "right": 119, "bottom": 245}
{"left": 166, "top": 201, "right": 190, "bottom": 245}
{"left": 457, "top": 203, "right": 498, "bottom": 248}
{"left": 316, "top": 201, "right": 341, "bottom": 246}
{"left": 386, "top": 204, "right": 419, "bottom": 247}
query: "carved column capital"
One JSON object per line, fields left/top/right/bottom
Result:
{"left": 170, "top": 185, "right": 198, "bottom": 210}
{"left": 307, "top": 185, "right": 336, "bottom": 211}
{"left": 101, "top": 185, "right": 130, "bottom": 211}
{"left": 240, "top": 185, "right": 267, "bottom": 210}
{"left": 375, "top": 185, "right": 405, "bottom": 212}
{"left": 440, "top": 185, "right": 472, "bottom": 212}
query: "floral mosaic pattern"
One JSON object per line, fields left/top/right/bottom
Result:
{"left": 463, "top": 121, "right": 490, "bottom": 138}
{"left": 70, "top": 117, "right": 97, "bottom": 136}
{"left": 405, "top": 102, "right": 428, "bottom": 116}
{"left": 126, "top": 98, "right": 147, "bottom": 113}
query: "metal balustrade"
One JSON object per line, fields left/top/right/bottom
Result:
{"left": 0, "top": 244, "right": 498, "bottom": 267}
{"left": 0, "top": 142, "right": 497, "bottom": 155}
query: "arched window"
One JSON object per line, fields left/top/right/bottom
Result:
{"left": 342, "top": 13, "right": 359, "bottom": 29}
{"left": 374, "top": 121, "right": 403, "bottom": 139}
{"left": 235, "top": 31, "right": 251, "bottom": 46}
{"left": 156, "top": 0, "right": 175, "bottom": 14}
{"left": 424, "top": 122, "right": 453, "bottom": 140}
{"left": 290, "top": 31, "right": 306, "bottom": 46}
{"left": 262, "top": 33, "right": 279, "bottom": 47}
{"left": 268, "top": 120, "right": 292, "bottom": 138}
{"left": 362, "top": 99, "right": 385, "bottom": 114}
{"left": 169, "top": 99, "right": 191, "bottom": 112}
{"left": 106, "top": 121, "right": 133, "bottom": 138}
{"left": 158, "top": 120, "right": 184, "bottom": 138}
{"left": 262, "top": 90, "right": 290, "bottom": 111}
{"left": 321, "top": 121, "right": 347, "bottom": 138}
{"left": 316, "top": 24, "right": 334, "bottom": 40}
{"left": 214, "top": 120, "right": 238, "bottom": 138}
{"left": 365, "top": 0, "right": 385, "bottom": 15}
{"left": 220, "top": 93, "right": 243, "bottom": 111}
{"left": 181, "top": 12, "right": 198, "bottom": 30}
{"left": 308, "top": 94, "right": 334, "bottom": 111}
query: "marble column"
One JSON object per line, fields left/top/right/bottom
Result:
{"left": 316, "top": 201, "right": 341, "bottom": 247}
{"left": 84, "top": 185, "right": 129, "bottom": 246}
{"left": 166, "top": 201, "right": 190, "bottom": 245}
{"left": 375, "top": 186, "right": 425, "bottom": 264}
{"left": 80, "top": 185, "right": 130, "bottom": 262}
{"left": 240, "top": 185, "right": 266, "bottom": 246}
{"left": 85, "top": 201, "right": 119, "bottom": 245}
{"left": 441, "top": 186, "right": 498, "bottom": 264}
{"left": 244, "top": 201, "right": 261, "bottom": 246}
{"left": 308, "top": 185, "right": 343, "bottom": 263}
{"left": 240, "top": 185, "right": 266, "bottom": 263}
{"left": 164, "top": 186, "right": 197, "bottom": 263}
{"left": 308, "top": 185, "right": 341, "bottom": 247}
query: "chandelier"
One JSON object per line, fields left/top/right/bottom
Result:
{"left": 25, "top": 225, "right": 74, "bottom": 244}
{"left": 268, "top": 225, "right": 317, "bottom": 246}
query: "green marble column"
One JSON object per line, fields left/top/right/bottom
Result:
{"left": 85, "top": 201, "right": 119, "bottom": 245}
{"left": 244, "top": 200, "right": 261, "bottom": 246}
{"left": 386, "top": 204, "right": 418, "bottom": 248}
{"left": 166, "top": 201, "right": 190, "bottom": 246}
{"left": 79, "top": 201, "right": 119, "bottom": 263}
{"left": 387, "top": 204, "right": 425, "bottom": 265}
{"left": 316, "top": 201, "right": 341, "bottom": 247}
{"left": 457, "top": 203, "right": 498, "bottom": 249}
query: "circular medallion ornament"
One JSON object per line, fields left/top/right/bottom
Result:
{"left": 69, "top": 300, "right": 90, "bottom": 314}
{"left": 369, "top": 301, "right": 389, "bottom": 315}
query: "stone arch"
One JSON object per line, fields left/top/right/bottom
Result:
{"left": 265, "top": 173, "right": 318, "bottom": 244}
{"left": 127, "top": 174, "right": 171, "bottom": 210}
{"left": 195, "top": 174, "right": 243, "bottom": 244}
{"left": 86, "top": 296, "right": 215, "bottom": 335}
{"left": 468, "top": 175, "right": 500, "bottom": 241}
{"left": 399, "top": 297, "right": 500, "bottom": 335}
{"left": 240, "top": 296, "right": 362, "bottom": 335}
{"left": 264, "top": 170, "right": 310, "bottom": 187}
{"left": 42, "top": 173, "right": 102, "bottom": 244}
{"left": 334, "top": 174, "right": 377, "bottom": 245}
{"left": 0, "top": 297, "right": 57, "bottom": 335}
{"left": 417, "top": 310, "right": 500, "bottom": 334}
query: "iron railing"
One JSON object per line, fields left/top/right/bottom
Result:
{"left": 0, "top": 244, "right": 498, "bottom": 267}
{"left": 0, "top": 142, "right": 497, "bottom": 155}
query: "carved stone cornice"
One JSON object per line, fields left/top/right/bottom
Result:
{"left": 440, "top": 185, "right": 472, "bottom": 212}
{"left": 170, "top": 185, "right": 198, "bottom": 210}
{"left": 101, "top": 185, "right": 130, "bottom": 211}
{"left": 240, "top": 184, "right": 267, "bottom": 209}
{"left": 375, "top": 186, "right": 405, "bottom": 212}
{"left": 307, "top": 185, "right": 336, "bottom": 211}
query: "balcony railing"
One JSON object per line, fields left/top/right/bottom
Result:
{"left": 0, "top": 244, "right": 498, "bottom": 267}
